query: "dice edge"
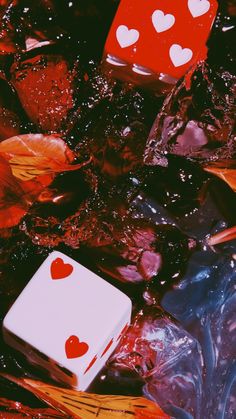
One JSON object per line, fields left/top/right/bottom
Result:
{"left": 78, "top": 309, "right": 132, "bottom": 391}
{"left": 3, "top": 326, "right": 79, "bottom": 388}
{"left": 78, "top": 297, "right": 132, "bottom": 390}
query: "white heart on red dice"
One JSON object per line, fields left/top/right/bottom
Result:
{"left": 152, "top": 10, "right": 175, "bottom": 34}
{"left": 188, "top": 0, "right": 210, "bottom": 18}
{"left": 3, "top": 251, "right": 132, "bottom": 390}
{"left": 116, "top": 25, "right": 139, "bottom": 48}
{"left": 104, "top": 0, "right": 218, "bottom": 81}
{"left": 169, "top": 44, "right": 193, "bottom": 67}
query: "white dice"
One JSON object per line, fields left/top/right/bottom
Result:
{"left": 3, "top": 251, "right": 132, "bottom": 390}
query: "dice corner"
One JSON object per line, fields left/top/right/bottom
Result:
{"left": 2, "top": 312, "right": 11, "bottom": 333}
{"left": 125, "top": 295, "right": 132, "bottom": 319}
{"left": 47, "top": 250, "right": 66, "bottom": 260}
{"left": 120, "top": 291, "right": 132, "bottom": 316}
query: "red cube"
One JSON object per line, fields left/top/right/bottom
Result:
{"left": 104, "top": 0, "right": 218, "bottom": 91}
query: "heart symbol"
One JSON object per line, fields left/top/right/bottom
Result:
{"left": 116, "top": 25, "right": 139, "bottom": 48}
{"left": 65, "top": 335, "right": 89, "bottom": 359}
{"left": 50, "top": 258, "right": 73, "bottom": 280}
{"left": 188, "top": 0, "right": 210, "bottom": 17}
{"left": 152, "top": 10, "right": 175, "bottom": 33}
{"left": 169, "top": 44, "right": 193, "bottom": 67}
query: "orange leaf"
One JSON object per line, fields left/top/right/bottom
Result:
{"left": 0, "top": 135, "right": 90, "bottom": 229}
{"left": 208, "top": 226, "right": 236, "bottom": 246}
{"left": 0, "top": 375, "right": 170, "bottom": 419}
{"left": 0, "top": 134, "right": 80, "bottom": 181}
{"left": 204, "top": 160, "right": 236, "bottom": 192}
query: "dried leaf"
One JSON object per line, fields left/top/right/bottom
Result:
{"left": 1, "top": 375, "right": 169, "bottom": 419}
{"left": 208, "top": 226, "right": 236, "bottom": 246}
{"left": 0, "top": 134, "right": 90, "bottom": 229}
{"left": 0, "top": 134, "right": 83, "bottom": 181}
{"left": 0, "top": 397, "right": 65, "bottom": 418}
{"left": 204, "top": 160, "right": 236, "bottom": 192}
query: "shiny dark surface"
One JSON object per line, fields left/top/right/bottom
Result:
{"left": 0, "top": 1, "right": 235, "bottom": 418}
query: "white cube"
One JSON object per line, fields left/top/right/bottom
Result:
{"left": 3, "top": 251, "right": 132, "bottom": 390}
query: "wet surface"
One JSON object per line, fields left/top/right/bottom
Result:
{"left": 0, "top": 1, "right": 235, "bottom": 418}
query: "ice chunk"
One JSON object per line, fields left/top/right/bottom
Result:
{"left": 109, "top": 306, "right": 203, "bottom": 418}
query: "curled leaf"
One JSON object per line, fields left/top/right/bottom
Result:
{"left": 0, "top": 134, "right": 84, "bottom": 181}
{"left": 208, "top": 226, "right": 236, "bottom": 246}
{"left": 1, "top": 375, "right": 169, "bottom": 419}
{"left": 204, "top": 160, "right": 236, "bottom": 192}
{"left": 0, "top": 134, "right": 90, "bottom": 229}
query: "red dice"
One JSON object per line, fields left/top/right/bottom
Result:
{"left": 104, "top": 0, "right": 218, "bottom": 90}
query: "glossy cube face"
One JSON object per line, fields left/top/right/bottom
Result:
{"left": 104, "top": 0, "right": 218, "bottom": 81}
{"left": 3, "top": 251, "right": 132, "bottom": 390}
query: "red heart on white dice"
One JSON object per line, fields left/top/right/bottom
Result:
{"left": 65, "top": 335, "right": 89, "bottom": 359}
{"left": 50, "top": 257, "right": 73, "bottom": 280}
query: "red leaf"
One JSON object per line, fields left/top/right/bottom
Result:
{"left": 0, "top": 155, "right": 28, "bottom": 229}
{"left": 204, "top": 160, "right": 236, "bottom": 192}
{"left": 208, "top": 226, "right": 236, "bottom": 246}
{"left": 0, "top": 134, "right": 90, "bottom": 229}
{"left": 0, "top": 133, "right": 90, "bottom": 180}
{"left": 0, "top": 133, "right": 76, "bottom": 179}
